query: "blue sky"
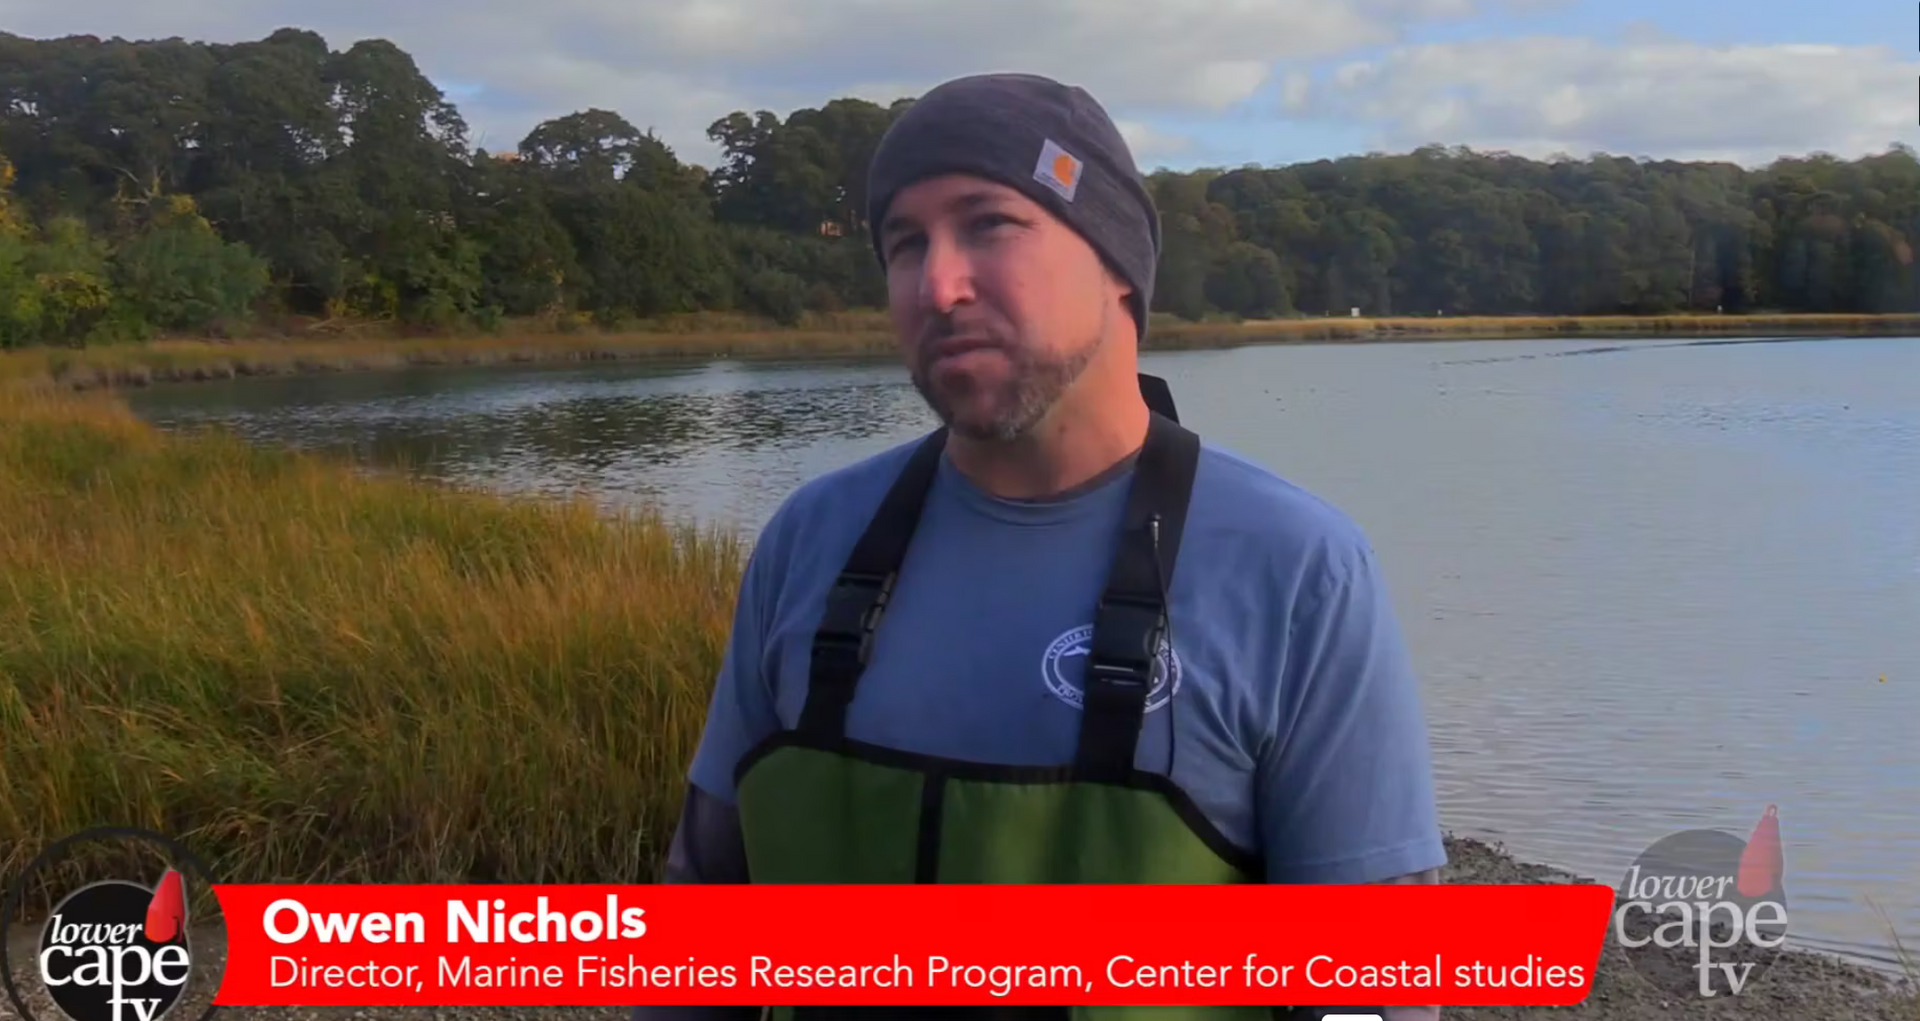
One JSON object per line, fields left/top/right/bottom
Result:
{"left": 5, "top": 0, "right": 1913, "bottom": 171}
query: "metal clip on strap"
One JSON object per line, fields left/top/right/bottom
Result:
{"left": 1076, "top": 591, "right": 1165, "bottom": 780}
{"left": 1071, "top": 410, "right": 1200, "bottom": 780}
{"left": 798, "top": 571, "right": 893, "bottom": 739}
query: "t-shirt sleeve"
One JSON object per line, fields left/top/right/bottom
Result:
{"left": 1256, "top": 537, "right": 1448, "bottom": 884}
{"left": 685, "top": 527, "right": 785, "bottom": 807}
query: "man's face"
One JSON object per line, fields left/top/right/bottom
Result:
{"left": 878, "top": 174, "right": 1126, "bottom": 442}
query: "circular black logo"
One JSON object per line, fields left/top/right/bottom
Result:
{"left": 1611, "top": 806, "right": 1790, "bottom": 999}
{"left": 2, "top": 827, "right": 224, "bottom": 1021}
{"left": 40, "top": 879, "right": 192, "bottom": 1021}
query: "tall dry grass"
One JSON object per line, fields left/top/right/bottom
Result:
{"left": 4, "top": 306, "right": 1915, "bottom": 917}
{"left": 3, "top": 316, "right": 902, "bottom": 392}
{"left": 1869, "top": 897, "right": 1920, "bottom": 1018}
{"left": 1148, "top": 310, "right": 1920, "bottom": 348}
{"left": 12, "top": 309, "right": 1917, "bottom": 393}
{"left": 0, "top": 385, "right": 748, "bottom": 913}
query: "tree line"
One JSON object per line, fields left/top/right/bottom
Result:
{"left": 2, "top": 27, "right": 1917, "bottom": 347}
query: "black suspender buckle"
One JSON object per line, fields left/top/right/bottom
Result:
{"left": 1076, "top": 591, "right": 1167, "bottom": 779}
{"left": 1086, "top": 591, "right": 1166, "bottom": 686}
{"left": 815, "top": 570, "right": 895, "bottom": 668}
{"left": 797, "top": 428, "right": 946, "bottom": 743}
{"left": 800, "top": 570, "right": 895, "bottom": 740}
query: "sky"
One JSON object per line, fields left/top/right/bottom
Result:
{"left": 2, "top": 0, "right": 1913, "bottom": 174}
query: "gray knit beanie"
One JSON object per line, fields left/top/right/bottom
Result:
{"left": 865, "top": 73, "right": 1162, "bottom": 339}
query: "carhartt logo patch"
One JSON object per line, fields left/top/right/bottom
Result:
{"left": 1033, "top": 139, "right": 1082, "bottom": 202}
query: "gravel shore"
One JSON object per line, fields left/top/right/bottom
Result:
{"left": 1430, "top": 836, "right": 1914, "bottom": 1020}
{"left": 6, "top": 834, "right": 1912, "bottom": 1021}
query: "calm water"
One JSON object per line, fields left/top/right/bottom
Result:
{"left": 126, "top": 336, "right": 1920, "bottom": 970}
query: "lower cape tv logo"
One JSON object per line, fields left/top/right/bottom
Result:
{"left": 41, "top": 876, "right": 191, "bottom": 1021}
{"left": 3, "top": 828, "right": 223, "bottom": 1021}
{"left": 1612, "top": 805, "right": 1789, "bottom": 998}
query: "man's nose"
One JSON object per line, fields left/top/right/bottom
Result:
{"left": 918, "top": 234, "right": 976, "bottom": 311}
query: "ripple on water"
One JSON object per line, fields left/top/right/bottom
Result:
{"left": 125, "top": 338, "right": 1920, "bottom": 969}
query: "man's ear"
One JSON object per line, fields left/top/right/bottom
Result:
{"left": 1103, "top": 265, "right": 1137, "bottom": 317}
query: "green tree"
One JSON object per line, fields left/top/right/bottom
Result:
{"left": 3, "top": 27, "right": 1919, "bottom": 346}
{"left": 112, "top": 194, "right": 270, "bottom": 331}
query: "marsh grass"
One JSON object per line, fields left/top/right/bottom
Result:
{"left": 0, "top": 386, "right": 749, "bottom": 915}
{"left": 1868, "top": 897, "right": 1920, "bottom": 1018}
{"left": 4, "top": 307, "right": 1916, "bottom": 930}
{"left": 9, "top": 310, "right": 1916, "bottom": 393}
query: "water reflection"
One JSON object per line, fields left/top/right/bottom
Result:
{"left": 126, "top": 337, "right": 1920, "bottom": 971}
{"left": 133, "top": 358, "right": 941, "bottom": 530}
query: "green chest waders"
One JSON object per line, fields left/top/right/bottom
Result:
{"left": 732, "top": 379, "right": 1383, "bottom": 1021}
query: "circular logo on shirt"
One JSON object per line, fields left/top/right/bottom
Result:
{"left": 1040, "top": 623, "right": 1182, "bottom": 712}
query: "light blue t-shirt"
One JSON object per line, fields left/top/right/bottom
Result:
{"left": 686, "top": 432, "right": 1448, "bottom": 885}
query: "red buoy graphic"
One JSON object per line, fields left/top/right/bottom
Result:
{"left": 1736, "top": 804, "right": 1782, "bottom": 898}
{"left": 145, "top": 868, "right": 186, "bottom": 943}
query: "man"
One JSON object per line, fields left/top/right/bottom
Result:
{"left": 639, "top": 73, "right": 1446, "bottom": 1020}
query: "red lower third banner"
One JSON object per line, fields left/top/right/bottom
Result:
{"left": 209, "top": 884, "right": 1614, "bottom": 1008}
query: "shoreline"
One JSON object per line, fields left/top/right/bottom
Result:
{"left": 4, "top": 326, "right": 1915, "bottom": 1021}
{"left": 2, "top": 837, "right": 1911, "bottom": 1021}
{"left": 1436, "top": 836, "right": 1917, "bottom": 1019}
{"left": 5, "top": 311, "right": 1918, "bottom": 394}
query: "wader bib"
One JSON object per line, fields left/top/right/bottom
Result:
{"left": 732, "top": 379, "right": 1372, "bottom": 1021}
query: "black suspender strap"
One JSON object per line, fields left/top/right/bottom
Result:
{"left": 797, "top": 427, "right": 949, "bottom": 742}
{"left": 1074, "top": 412, "right": 1201, "bottom": 780}
{"left": 1137, "top": 373, "right": 1179, "bottom": 422}
{"left": 798, "top": 373, "right": 1190, "bottom": 751}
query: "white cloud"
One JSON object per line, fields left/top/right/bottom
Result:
{"left": 6, "top": 2, "right": 1909, "bottom": 172}
{"left": 0, "top": 0, "right": 1464, "bottom": 166}
{"left": 1293, "top": 36, "right": 1920, "bottom": 165}
{"left": 1279, "top": 70, "right": 1315, "bottom": 113}
{"left": 1114, "top": 120, "right": 1192, "bottom": 162}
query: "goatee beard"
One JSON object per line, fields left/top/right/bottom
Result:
{"left": 911, "top": 333, "right": 1101, "bottom": 443}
